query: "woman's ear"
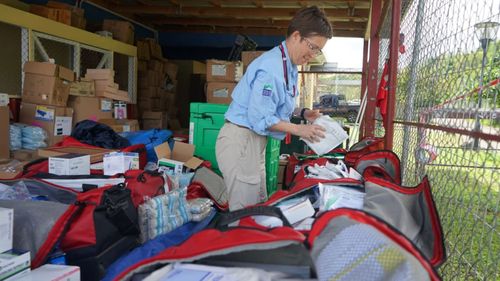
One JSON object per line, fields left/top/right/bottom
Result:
{"left": 290, "top": 30, "right": 301, "bottom": 42}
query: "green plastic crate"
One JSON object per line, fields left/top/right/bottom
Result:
{"left": 189, "top": 102, "right": 281, "bottom": 196}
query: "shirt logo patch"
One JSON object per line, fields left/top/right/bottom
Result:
{"left": 262, "top": 84, "right": 273, "bottom": 96}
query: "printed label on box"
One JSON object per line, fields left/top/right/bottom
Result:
{"left": 123, "top": 125, "right": 131, "bottom": 132}
{"left": 189, "top": 122, "right": 194, "bottom": 144}
{"left": 101, "top": 100, "right": 112, "bottom": 111}
{"left": 213, "top": 88, "right": 229, "bottom": 98}
{"left": 35, "top": 106, "right": 55, "bottom": 121}
{"left": 54, "top": 116, "right": 72, "bottom": 136}
{"left": 212, "top": 64, "right": 227, "bottom": 76}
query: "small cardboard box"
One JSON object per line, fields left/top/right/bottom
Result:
{"left": 102, "top": 20, "right": 134, "bottom": 45}
{"left": 85, "top": 69, "right": 115, "bottom": 81}
{"left": 68, "top": 96, "right": 113, "bottom": 125}
{"left": 0, "top": 208, "right": 13, "bottom": 253}
{"left": 103, "top": 152, "right": 139, "bottom": 176}
{"left": 10, "top": 149, "right": 39, "bottom": 162}
{"left": 23, "top": 62, "right": 75, "bottom": 107}
{"left": 0, "top": 250, "right": 30, "bottom": 280}
{"left": 155, "top": 141, "right": 203, "bottom": 174}
{"left": 0, "top": 106, "right": 9, "bottom": 160}
{"left": 15, "top": 264, "right": 80, "bottom": 281}
{"left": 69, "top": 79, "right": 95, "bottom": 97}
{"left": 19, "top": 102, "right": 73, "bottom": 146}
{"left": 206, "top": 82, "right": 236, "bottom": 104}
{"left": 164, "top": 62, "right": 178, "bottom": 79}
{"left": 206, "top": 60, "right": 243, "bottom": 82}
{"left": 99, "top": 119, "right": 139, "bottom": 132}
{"left": 49, "top": 153, "right": 90, "bottom": 176}
{"left": 38, "top": 146, "right": 115, "bottom": 163}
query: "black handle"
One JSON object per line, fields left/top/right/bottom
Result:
{"left": 213, "top": 205, "right": 292, "bottom": 230}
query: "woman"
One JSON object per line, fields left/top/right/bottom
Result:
{"left": 216, "top": 6, "right": 333, "bottom": 211}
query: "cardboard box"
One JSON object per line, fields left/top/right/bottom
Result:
{"left": 138, "top": 87, "right": 159, "bottom": 98}
{"left": 145, "top": 39, "right": 163, "bottom": 60}
{"left": 206, "top": 82, "right": 236, "bottom": 104}
{"left": 138, "top": 97, "right": 161, "bottom": 112}
{"left": 19, "top": 102, "right": 73, "bottom": 146}
{"left": 0, "top": 161, "right": 27, "bottom": 180}
{"left": 69, "top": 79, "right": 95, "bottom": 97}
{"left": 148, "top": 60, "right": 163, "bottom": 72}
{"left": 38, "top": 146, "right": 115, "bottom": 163}
{"left": 0, "top": 250, "right": 30, "bottom": 281}
{"left": 14, "top": 264, "right": 80, "bottom": 281}
{"left": 0, "top": 208, "right": 13, "bottom": 253}
{"left": 10, "top": 149, "right": 39, "bottom": 162}
{"left": 242, "top": 51, "right": 265, "bottom": 71}
{"left": 103, "top": 152, "right": 139, "bottom": 176}
{"left": 206, "top": 60, "right": 243, "bottom": 82}
{"left": 155, "top": 141, "right": 203, "bottom": 174}
{"left": 141, "top": 111, "right": 168, "bottom": 130}
{"left": 138, "top": 60, "right": 148, "bottom": 72}
{"left": 23, "top": 62, "right": 75, "bottom": 107}
{"left": 49, "top": 153, "right": 90, "bottom": 175}
{"left": 68, "top": 96, "right": 113, "bottom": 125}
{"left": 30, "top": 4, "right": 71, "bottom": 25}
{"left": 46, "top": 1, "right": 85, "bottom": 29}
{"left": 85, "top": 69, "right": 114, "bottom": 81}
{"left": 0, "top": 106, "right": 9, "bottom": 160}
{"left": 164, "top": 62, "right": 178, "bottom": 79}
{"left": 136, "top": 41, "right": 150, "bottom": 60}
{"left": 102, "top": 20, "right": 134, "bottom": 45}
{"left": 99, "top": 119, "right": 139, "bottom": 132}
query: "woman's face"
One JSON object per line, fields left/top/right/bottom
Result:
{"left": 289, "top": 31, "right": 328, "bottom": 65}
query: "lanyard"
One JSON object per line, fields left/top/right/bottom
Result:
{"left": 278, "top": 43, "right": 296, "bottom": 97}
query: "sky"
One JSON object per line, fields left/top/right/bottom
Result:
{"left": 322, "top": 37, "right": 364, "bottom": 69}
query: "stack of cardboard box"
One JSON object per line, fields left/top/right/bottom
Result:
{"left": 205, "top": 59, "right": 243, "bottom": 104}
{"left": 29, "top": 1, "right": 86, "bottom": 29}
{"left": 136, "top": 38, "right": 179, "bottom": 130}
{"left": 102, "top": 20, "right": 134, "bottom": 45}
{"left": 19, "top": 61, "right": 75, "bottom": 147}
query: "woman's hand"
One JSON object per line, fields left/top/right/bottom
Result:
{"left": 303, "top": 109, "right": 322, "bottom": 123}
{"left": 296, "top": 124, "right": 325, "bottom": 143}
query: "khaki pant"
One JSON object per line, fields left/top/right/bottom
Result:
{"left": 216, "top": 122, "right": 268, "bottom": 211}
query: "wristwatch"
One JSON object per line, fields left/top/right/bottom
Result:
{"left": 300, "top": 108, "right": 309, "bottom": 120}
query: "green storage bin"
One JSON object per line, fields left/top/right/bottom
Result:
{"left": 189, "top": 102, "right": 281, "bottom": 196}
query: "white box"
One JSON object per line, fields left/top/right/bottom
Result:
{"left": 48, "top": 153, "right": 90, "bottom": 176}
{"left": 0, "top": 250, "right": 30, "bottom": 281}
{"left": 0, "top": 208, "right": 13, "bottom": 254}
{"left": 14, "top": 264, "right": 80, "bottom": 281}
{"left": 103, "top": 152, "right": 139, "bottom": 176}
{"left": 157, "top": 158, "right": 184, "bottom": 174}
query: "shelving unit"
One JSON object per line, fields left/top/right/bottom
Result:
{"left": 0, "top": 4, "right": 137, "bottom": 102}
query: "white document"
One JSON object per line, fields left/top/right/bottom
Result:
{"left": 318, "top": 183, "right": 365, "bottom": 213}
{"left": 302, "top": 115, "right": 348, "bottom": 155}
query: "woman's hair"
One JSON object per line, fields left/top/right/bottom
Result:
{"left": 287, "top": 6, "right": 333, "bottom": 39}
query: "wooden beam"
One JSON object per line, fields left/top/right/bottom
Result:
{"left": 158, "top": 25, "right": 365, "bottom": 37}
{"left": 142, "top": 17, "right": 367, "bottom": 30}
{"left": 112, "top": 5, "right": 369, "bottom": 19}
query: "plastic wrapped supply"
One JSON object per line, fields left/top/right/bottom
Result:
{"left": 138, "top": 187, "right": 192, "bottom": 242}
{"left": 21, "top": 125, "right": 48, "bottom": 149}
{"left": 0, "top": 181, "right": 31, "bottom": 200}
{"left": 302, "top": 115, "right": 349, "bottom": 155}
{"left": 9, "top": 124, "right": 22, "bottom": 150}
{"left": 188, "top": 198, "right": 213, "bottom": 214}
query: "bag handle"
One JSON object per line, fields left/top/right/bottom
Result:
{"left": 213, "top": 205, "right": 292, "bottom": 230}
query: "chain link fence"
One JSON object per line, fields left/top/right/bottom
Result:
{"left": 376, "top": 0, "right": 499, "bottom": 280}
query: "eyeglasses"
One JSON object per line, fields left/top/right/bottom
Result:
{"left": 302, "top": 37, "right": 322, "bottom": 56}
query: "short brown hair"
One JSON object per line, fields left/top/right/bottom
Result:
{"left": 287, "top": 6, "right": 333, "bottom": 39}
